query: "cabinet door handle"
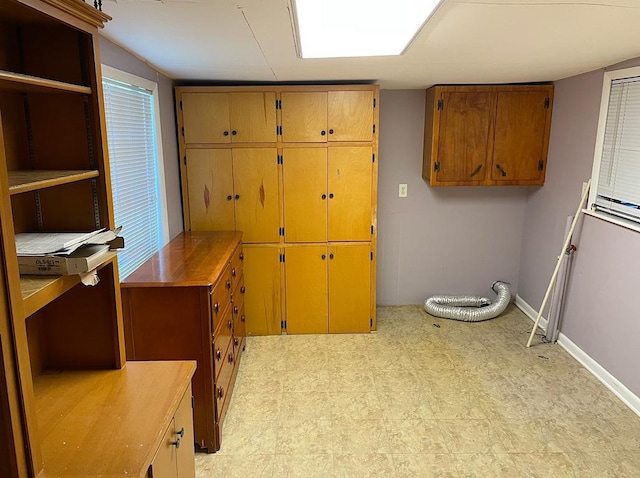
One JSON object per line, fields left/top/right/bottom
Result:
{"left": 321, "top": 130, "right": 326, "bottom": 136}
{"left": 241, "top": 286, "right": 246, "bottom": 294}
{"left": 329, "top": 193, "right": 334, "bottom": 199}
{"left": 470, "top": 164, "right": 483, "bottom": 178}
{"left": 321, "top": 194, "right": 326, "bottom": 200}
{"left": 496, "top": 164, "right": 507, "bottom": 177}
{"left": 171, "top": 438, "right": 181, "bottom": 448}
{"left": 214, "top": 302, "right": 219, "bottom": 313}
{"left": 234, "top": 194, "right": 240, "bottom": 200}
{"left": 231, "top": 130, "right": 237, "bottom": 136}
{"left": 329, "top": 253, "right": 334, "bottom": 259}
{"left": 223, "top": 131, "right": 229, "bottom": 136}
{"left": 226, "top": 195, "right": 232, "bottom": 201}
{"left": 329, "top": 129, "right": 334, "bottom": 134}
{"left": 321, "top": 254, "right": 326, "bottom": 260}
{"left": 176, "top": 427, "right": 185, "bottom": 438}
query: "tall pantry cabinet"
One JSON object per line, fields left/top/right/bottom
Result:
{"left": 0, "top": 1, "right": 195, "bottom": 477}
{"left": 176, "top": 85, "right": 379, "bottom": 335}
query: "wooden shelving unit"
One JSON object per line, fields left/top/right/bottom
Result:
{"left": 0, "top": 1, "right": 196, "bottom": 477}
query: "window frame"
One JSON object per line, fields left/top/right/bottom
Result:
{"left": 101, "top": 65, "right": 170, "bottom": 278}
{"left": 586, "top": 65, "right": 640, "bottom": 234}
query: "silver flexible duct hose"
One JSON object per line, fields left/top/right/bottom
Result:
{"left": 424, "top": 281, "right": 512, "bottom": 322}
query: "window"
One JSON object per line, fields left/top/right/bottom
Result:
{"left": 102, "top": 66, "right": 169, "bottom": 280}
{"left": 589, "top": 66, "right": 640, "bottom": 230}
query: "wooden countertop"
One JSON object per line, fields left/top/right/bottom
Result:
{"left": 121, "top": 231, "right": 242, "bottom": 288}
{"left": 35, "top": 360, "right": 196, "bottom": 478}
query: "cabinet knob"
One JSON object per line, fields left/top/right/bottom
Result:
{"left": 171, "top": 438, "right": 181, "bottom": 449}
{"left": 231, "top": 130, "right": 237, "bottom": 136}
{"left": 235, "top": 194, "right": 240, "bottom": 200}
{"left": 228, "top": 353, "right": 234, "bottom": 364}
{"left": 228, "top": 320, "right": 233, "bottom": 330}
{"left": 176, "top": 427, "right": 185, "bottom": 438}
{"left": 329, "top": 253, "right": 334, "bottom": 259}
{"left": 321, "top": 130, "right": 326, "bottom": 136}
{"left": 329, "top": 193, "right": 334, "bottom": 199}
{"left": 321, "top": 194, "right": 326, "bottom": 200}
{"left": 234, "top": 305, "right": 239, "bottom": 314}
{"left": 216, "top": 348, "right": 222, "bottom": 360}
{"left": 214, "top": 302, "right": 219, "bottom": 313}
{"left": 234, "top": 337, "right": 239, "bottom": 347}
{"left": 321, "top": 254, "right": 326, "bottom": 260}
{"left": 218, "top": 387, "right": 224, "bottom": 399}
{"left": 232, "top": 267, "right": 236, "bottom": 277}
{"left": 241, "top": 314, "right": 246, "bottom": 322}
{"left": 226, "top": 195, "right": 232, "bottom": 201}
{"left": 329, "top": 129, "right": 334, "bottom": 134}
{"left": 226, "top": 279, "right": 232, "bottom": 289}
{"left": 239, "top": 252, "right": 244, "bottom": 261}
{"left": 241, "top": 286, "right": 246, "bottom": 294}
{"left": 223, "top": 131, "right": 229, "bottom": 136}
{"left": 496, "top": 164, "right": 507, "bottom": 177}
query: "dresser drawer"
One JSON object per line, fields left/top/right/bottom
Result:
{"left": 210, "top": 265, "right": 233, "bottom": 331}
{"left": 230, "top": 244, "right": 244, "bottom": 288}
{"left": 212, "top": 308, "right": 233, "bottom": 379}
{"left": 215, "top": 342, "right": 236, "bottom": 426}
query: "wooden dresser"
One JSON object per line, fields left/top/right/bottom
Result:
{"left": 121, "top": 231, "right": 245, "bottom": 453}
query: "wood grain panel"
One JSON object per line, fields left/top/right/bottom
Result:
{"left": 328, "top": 244, "right": 370, "bottom": 333}
{"left": 232, "top": 148, "right": 280, "bottom": 243}
{"left": 285, "top": 245, "right": 328, "bottom": 334}
{"left": 328, "top": 147, "right": 372, "bottom": 241}
{"left": 328, "top": 90, "right": 373, "bottom": 142}
{"left": 281, "top": 91, "right": 327, "bottom": 143}
{"left": 243, "top": 245, "right": 282, "bottom": 336}
{"left": 182, "top": 92, "right": 230, "bottom": 144}
{"left": 230, "top": 92, "right": 277, "bottom": 143}
{"left": 186, "top": 148, "right": 235, "bottom": 231}
{"left": 282, "top": 148, "right": 327, "bottom": 242}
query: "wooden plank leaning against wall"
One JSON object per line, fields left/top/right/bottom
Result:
{"left": 175, "top": 85, "right": 380, "bottom": 336}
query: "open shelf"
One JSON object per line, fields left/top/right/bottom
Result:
{"left": 20, "top": 254, "right": 117, "bottom": 318}
{"left": 0, "top": 70, "right": 91, "bottom": 95}
{"left": 9, "top": 170, "right": 99, "bottom": 195}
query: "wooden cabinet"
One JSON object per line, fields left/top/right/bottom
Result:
{"left": 122, "top": 232, "right": 245, "bottom": 453}
{"left": 0, "top": 1, "right": 196, "bottom": 476}
{"left": 281, "top": 90, "right": 375, "bottom": 142}
{"left": 181, "top": 91, "right": 277, "bottom": 143}
{"left": 284, "top": 244, "right": 371, "bottom": 334}
{"left": 176, "top": 85, "right": 379, "bottom": 335}
{"left": 423, "top": 84, "right": 553, "bottom": 186}
{"left": 282, "top": 146, "right": 373, "bottom": 243}
{"left": 184, "top": 147, "right": 279, "bottom": 242}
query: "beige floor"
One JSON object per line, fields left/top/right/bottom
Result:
{"left": 195, "top": 305, "right": 640, "bottom": 477}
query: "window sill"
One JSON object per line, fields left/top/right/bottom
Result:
{"left": 583, "top": 208, "right": 640, "bottom": 234}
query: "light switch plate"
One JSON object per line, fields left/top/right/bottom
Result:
{"left": 399, "top": 184, "right": 408, "bottom": 198}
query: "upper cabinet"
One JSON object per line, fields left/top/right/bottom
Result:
{"left": 181, "top": 91, "right": 277, "bottom": 143}
{"left": 281, "top": 90, "right": 375, "bottom": 143}
{"left": 423, "top": 84, "right": 554, "bottom": 186}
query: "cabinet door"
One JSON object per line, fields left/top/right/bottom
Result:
{"left": 328, "top": 147, "right": 372, "bottom": 241}
{"left": 232, "top": 148, "right": 280, "bottom": 243}
{"left": 328, "top": 90, "right": 374, "bottom": 142}
{"left": 328, "top": 245, "right": 371, "bottom": 333}
{"left": 182, "top": 92, "right": 231, "bottom": 144}
{"left": 243, "top": 246, "right": 282, "bottom": 335}
{"left": 285, "top": 246, "right": 328, "bottom": 334}
{"left": 174, "top": 387, "right": 195, "bottom": 478}
{"left": 282, "top": 148, "right": 327, "bottom": 242}
{"left": 492, "top": 89, "right": 551, "bottom": 183}
{"left": 230, "top": 92, "right": 277, "bottom": 143}
{"left": 436, "top": 91, "right": 493, "bottom": 184}
{"left": 186, "top": 149, "right": 235, "bottom": 231}
{"left": 281, "top": 92, "right": 328, "bottom": 143}
{"left": 149, "top": 417, "right": 178, "bottom": 478}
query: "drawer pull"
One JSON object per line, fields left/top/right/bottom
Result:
{"left": 234, "top": 305, "right": 239, "bottom": 314}
{"left": 232, "top": 267, "right": 236, "bottom": 277}
{"left": 241, "top": 286, "right": 246, "bottom": 294}
{"left": 214, "top": 302, "right": 219, "bottom": 313}
{"left": 217, "top": 387, "right": 224, "bottom": 399}
{"left": 216, "top": 348, "right": 222, "bottom": 360}
{"left": 228, "top": 320, "right": 233, "bottom": 330}
{"left": 241, "top": 314, "right": 246, "bottom": 323}
{"left": 176, "top": 427, "right": 185, "bottom": 438}
{"left": 496, "top": 164, "right": 507, "bottom": 177}
{"left": 226, "top": 279, "right": 232, "bottom": 289}
{"left": 234, "top": 337, "right": 239, "bottom": 346}
{"left": 171, "top": 438, "right": 181, "bottom": 449}
{"left": 228, "top": 353, "right": 234, "bottom": 364}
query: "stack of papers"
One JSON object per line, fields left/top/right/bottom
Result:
{"left": 16, "top": 227, "right": 123, "bottom": 275}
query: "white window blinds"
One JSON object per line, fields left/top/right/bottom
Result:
{"left": 594, "top": 75, "right": 640, "bottom": 223}
{"left": 103, "top": 77, "right": 162, "bottom": 280}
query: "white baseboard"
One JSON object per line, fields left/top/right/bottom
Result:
{"left": 514, "top": 294, "right": 548, "bottom": 331}
{"left": 515, "top": 294, "right": 640, "bottom": 418}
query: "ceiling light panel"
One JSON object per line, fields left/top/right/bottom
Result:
{"left": 293, "top": 0, "right": 441, "bottom": 58}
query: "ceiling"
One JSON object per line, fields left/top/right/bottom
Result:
{"left": 100, "top": 0, "right": 640, "bottom": 89}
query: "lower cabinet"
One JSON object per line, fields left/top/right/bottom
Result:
{"left": 149, "top": 386, "right": 196, "bottom": 478}
{"left": 284, "top": 244, "right": 371, "bottom": 334}
{"left": 243, "top": 244, "right": 283, "bottom": 336}
{"left": 122, "top": 231, "right": 245, "bottom": 453}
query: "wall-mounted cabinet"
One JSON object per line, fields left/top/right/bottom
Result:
{"left": 422, "top": 84, "right": 554, "bottom": 186}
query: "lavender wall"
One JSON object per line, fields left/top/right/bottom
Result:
{"left": 98, "top": 37, "right": 183, "bottom": 240}
{"left": 377, "top": 90, "right": 530, "bottom": 305}
{"left": 518, "top": 57, "right": 640, "bottom": 396}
